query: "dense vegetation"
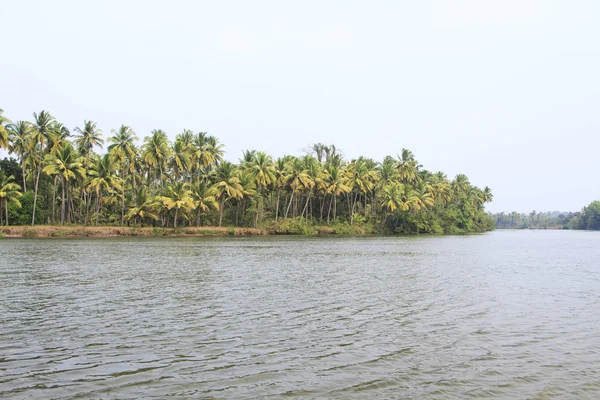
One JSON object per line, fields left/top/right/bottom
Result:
{"left": 492, "top": 201, "right": 600, "bottom": 230}
{"left": 0, "top": 108, "right": 494, "bottom": 234}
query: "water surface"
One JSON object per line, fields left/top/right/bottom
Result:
{"left": 1, "top": 230, "right": 599, "bottom": 398}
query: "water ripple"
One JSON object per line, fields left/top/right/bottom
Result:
{"left": 1, "top": 230, "right": 600, "bottom": 398}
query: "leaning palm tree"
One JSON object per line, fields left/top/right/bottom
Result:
{"left": 42, "top": 143, "right": 85, "bottom": 225}
{"left": 161, "top": 181, "right": 196, "bottom": 228}
{"left": 0, "top": 171, "right": 22, "bottom": 226}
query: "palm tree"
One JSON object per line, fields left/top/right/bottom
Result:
{"left": 7, "top": 121, "right": 33, "bottom": 191}
{"left": 142, "top": 129, "right": 171, "bottom": 188}
{"left": 246, "top": 151, "right": 275, "bottom": 226}
{"left": 0, "top": 109, "right": 11, "bottom": 150}
{"left": 0, "top": 171, "right": 22, "bottom": 226}
{"left": 213, "top": 161, "right": 244, "bottom": 226}
{"left": 190, "top": 181, "right": 219, "bottom": 226}
{"left": 47, "top": 122, "right": 71, "bottom": 153}
{"left": 74, "top": 120, "right": 104, "bottom": 164}
{"left": 170, "top": 138, "right": 191, "bottom": 182}
{"left": 42, "top": 143, "right": 85, "bottom": 225}
{"left": 88, "top": 154, "right": 123, "bottom": 224}
{"left": 284, "top": 158, "right": 311, "bottom": 218}
{"left": 108, "top": 125, "right": 138, "bottom": 224}
{"left": 272, "top": 157, "right": 288, "bottom": 221}
{"left": 31, "top": 110, "right": 55, "bottom": 225}
{"left": 396, "top": 148, "right": 420, "bottom": 184}
{"left": 452, "top": 174, "right": 471, "bottom": 197}
{"left": 324, "top": 163, "right": 349, "bottom": 223}
{"left": 161, "top": 181, "right": 196, "bottom": 228}
{"left": 379, "top": 182, "right": 418, "bottom": 227}
{"left": 125, "top": 187, "right": 161, "bottom": 226}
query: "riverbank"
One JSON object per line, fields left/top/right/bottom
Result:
{"left": 0, "top": 225, "right": 266, "bottom": 238}
{"left": 0, "top": 221, "right": 374, "bottom": 238}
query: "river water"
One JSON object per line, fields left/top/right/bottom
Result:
{"left": 1, "top": 230, "right": 599, "bottom": 399}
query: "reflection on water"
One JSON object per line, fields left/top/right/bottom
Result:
{"left": 1, "top": 230, "right": 600, "bottom": 398}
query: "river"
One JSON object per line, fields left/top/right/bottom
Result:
{"left": 1, "top": 230, "right": 599, "bottom": 399}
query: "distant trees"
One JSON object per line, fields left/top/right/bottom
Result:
{"left": 0, "top": 107, "right": 496, "bottom": 232}
{"left": 491, "top": 202, "right": 600, "bottom": 231}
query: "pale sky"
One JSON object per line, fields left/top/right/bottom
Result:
{"left": 2, "top": 0, "right": 599, "bottom": 213}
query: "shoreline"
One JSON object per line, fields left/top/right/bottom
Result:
{"left": 0, "top": 225, "right": 267, "bottom": 238}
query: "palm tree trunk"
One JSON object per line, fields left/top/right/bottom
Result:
{"left": 31, "top": 165, "right": 42, "bottom": 226}
{"left": 285, "top": 190, "right": 294, "bottom": 219}
{"left": 61, "top": 178, "right": 66, "bottom": 226}
{"left": 302, "top": 192, "right": 311, "bottom": 219}
{"left": 121, "top": 170, "right": 125, "bottom": 225}
{"left": 174, "top": 208, "right": 178, "bottom": 228}
{"left": 275, "top": 190, "right": 280, "bottom": 221}
{"left": 1, "top": 199, "right": 4, "bottom": 226}
{"left": 219, "top": 198, "right": 225, "bottom": 226}
{"left": 51, "top": 176, "right": 57, "bottom": 224}
{"left": 84, "top": 190, "right": 90, "bottom": 225}
{"left": 5, "top": 199, "right": 9, "bottom": 226}
{"left": 21, "top": 160, "right": 27, "bottom": 192}
{"left": 334, "top": 195, "right": 337, "bottom": 222}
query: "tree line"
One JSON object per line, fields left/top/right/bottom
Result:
{"left": 0, "top": 108, "right": 494, "bottom": 233}
{"left": 491, "top": 201, "right": 600, "bottom": 230}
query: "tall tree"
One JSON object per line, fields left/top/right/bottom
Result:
{"left": 0, "top": 171, "right": 22, "bottom": 226}
{"left": 31, "top": 110, "right": 55, "bottom": 225}
{"left": 42, "top": 143, "right": 85, "bottom": 225}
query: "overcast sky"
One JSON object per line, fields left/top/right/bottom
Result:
{"left": 2, "top": 1, "right": 599, "bottom": 212}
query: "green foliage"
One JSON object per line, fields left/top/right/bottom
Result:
{"left": 151, "top": 227, "right": 166, "bottom": 236}
{"left": 0, "top": 107, "right": 496, "bottom": 234}
{"left": 491, "top": 204, "right": 600, "bottom": 231}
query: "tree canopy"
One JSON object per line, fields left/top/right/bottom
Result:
{"left": 0, "top": 109, "right": 496, "bottom": 233}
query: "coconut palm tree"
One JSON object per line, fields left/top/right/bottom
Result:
{"left": 161, "top": 181, "right": 196, "bottom": 228}
{"left": 88, "top": 154, "right": 123, "bottom": 224}
{"left": 190, "top": 181, "right": 219, "bottom": 226}
{"left": 452, "top": 174, "right": 471, "bottom": 197}
{"left": 7, "top": 121, "right": 33, "bottom": 191}
{"left": 272, "top": 157, "right": 288, "bottom": 221}
{"left": 47, "top": 122, "right": 71, "bottom": 153}
{"left": 246, "top": 151, "right": 275, "bottom": 226}
{"left": 284, "top": 157, "right": 311, "bottom": 219}
{"left": 42, "top": 143, "right": 85, "bottom": 225}
{"left": 324, "top": 163, "right": 349, "bottom": 223}
{"left": 125, "top": 187, "right": 160, "bottom": 226}
{"left": 213, "top": 161, "right": 244, "bottom": 226}
{"left": 142, "top": 129, "right": 171, "bottom": 188}
{"left": 0, "top": 171, "right": 22, "bottom": 226}
{"left": 74, "top": 120, "right": 104, "bottom": 163}
{"left": 108, "top": 125, "right": 138, "bottom": 224}
{"left": 0, "top": 109, "right": 11, "bottom": 150}
{"left": 31, "top": 110, "right": 55, "bottom": 225}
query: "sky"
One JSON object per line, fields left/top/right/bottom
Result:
{"left": 1, "top": 0, "right": 599, "bottom": 213}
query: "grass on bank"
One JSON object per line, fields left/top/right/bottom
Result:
{"left": 0, "top": 218, "right": 378, "bottom": 238}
